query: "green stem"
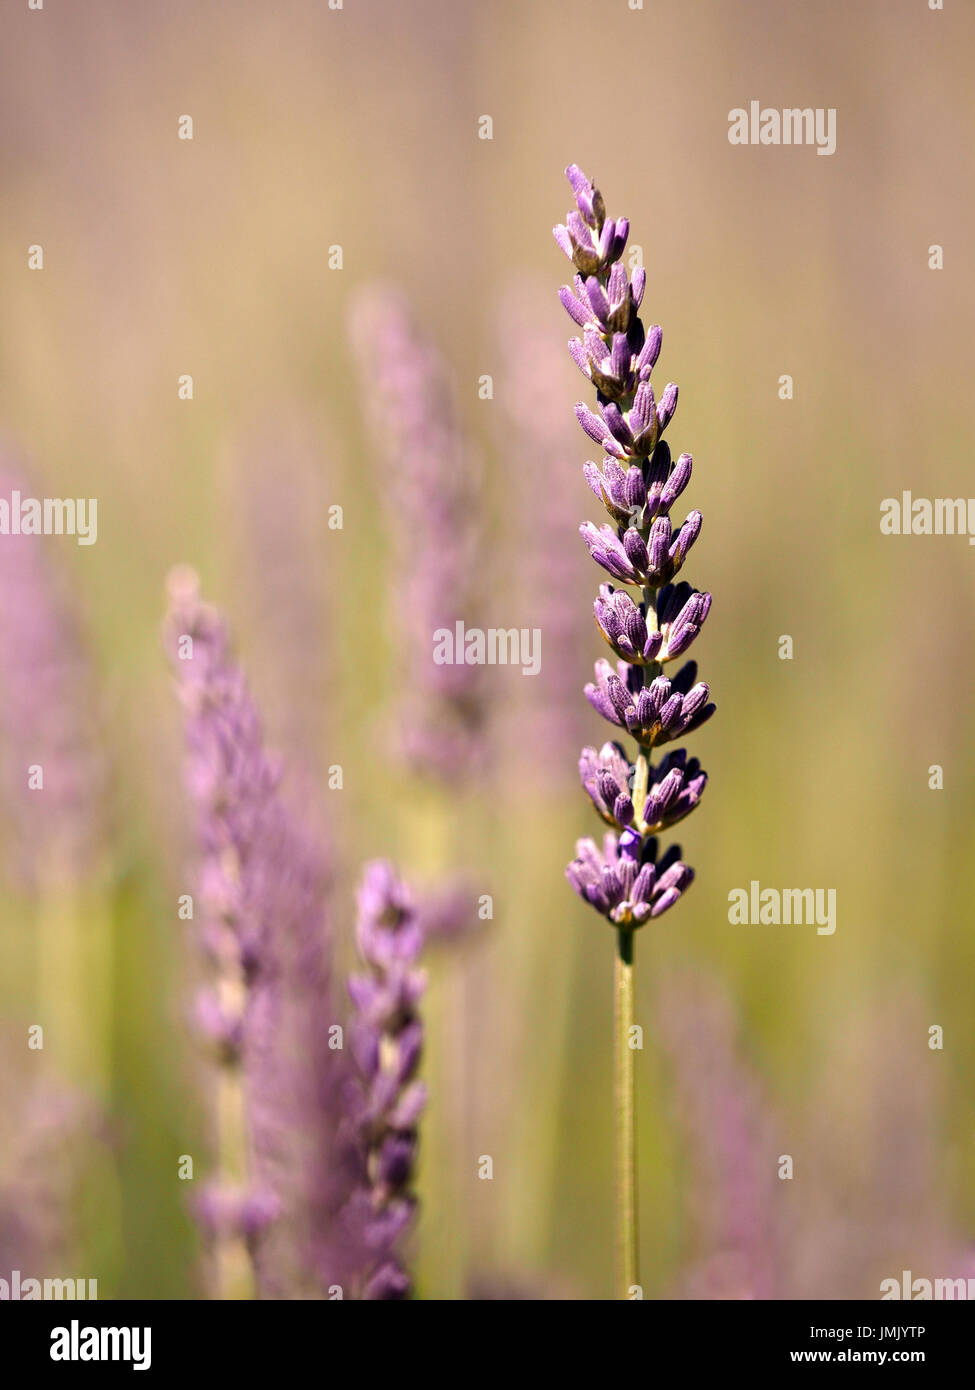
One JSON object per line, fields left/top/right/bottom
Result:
{"left": 214, "top": 1054, "right": 254, "bottom": 1300}
{"left": 614, "top": 928, "right": 638, "bottom": 1298}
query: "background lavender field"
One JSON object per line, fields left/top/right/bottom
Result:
{"left": 1, "top": 0, "right": 973, "bottom": 1299}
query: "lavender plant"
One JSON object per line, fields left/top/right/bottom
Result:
{"left": 341, "top": 860, "right": 427, "bottom": 1299}
{"left": 166, "top": 571, "right": 429, "bottom": 1300}
{"left": 555, "top": 165, "right": 715, "bottom": 1297}
{"left": 349, "top": 289, "right": 488, "bottom": 1295}
{"left": 348, "top": 288, "right": 486, "bottom": 784}
{"left": 164, "top": 567, "right": 339, "bottom": 1298}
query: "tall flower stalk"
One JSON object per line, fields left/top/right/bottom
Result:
{"left": 164, "top": 567, "right": 339, "bottom": 1298}
{"left": 349, "top": 289, "right": 487, "bottom": 1295}
{"left": 348, "top": 288, "right": 486, "bottom": 784}
{"left": 555, "top": 165, "right": 715, "bottom": 1298}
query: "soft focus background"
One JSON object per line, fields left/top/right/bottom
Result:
{"left": 0, "top": 0, "right": 973, "bottom": 1299}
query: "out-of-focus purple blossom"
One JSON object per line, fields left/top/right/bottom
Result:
{"left": 566, "top": 829, "right": 693, "bottom": 927}
{"left": 193, "top": 1182, "right": 282, "bottom": 1244}
{"left": 655, "top": 969, "right": 786, "bottom": 1299}
{"left": 414, "top": 877, "right": 480, "bottom": 944}
{"left": 341, "top": 860, "right": 427, "bottom": 1299}
{"left": 794, "top": 994, "right": 969, "bottom": 1299}
{"left": 555, "top": 166, "right": 714, "bottom": 929}
{"left": 348, "top": 290, "right": 486, "bottom": 785}
{"left": 164, "top": 567, "right": 347, "bottom": 1297}
{"left": 0, "top": 1041, "right": 111, "bottom": 1278}
{"left": 658, "top": 979, "right": 975, "bottom": 1300}
{"left": 0, "top": 460, "right": 107, "bottom": 888}
{"left": 224, "top": 412, "right": 334, "bottom": 801}
{"left": 495, "top": 278, "right": 593, "bottom": 779}
{"left": 163, "top": 567, "right": 279, "bottom": 976}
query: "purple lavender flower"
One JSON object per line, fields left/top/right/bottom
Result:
{"left": 584, "top": 657, "right": 714, "bottom": 748}
{"left": 348, "top": 289, "right": 485, "bottom": 784}
{"left": 578, "top": 742, "right": 636, "bottom": 828}
{"left": 164, "top": 567, "right": 345, "bottom": 1299}
{"left": 555, "top": 165, "right": 715, "bottom": 930}
{"left": 555, "top": 164, "right": 716, "bottom": 1298}
{"left": 341, "top": 860, "right": 427, "bottom": 1299}
{"left": 579, "top": 743, "right": 707, "bottom": 835}
{"left": 566, "top": 828, "right": 694, "bottom": 928}
{"left": 594, "top": 581, "right": 712, "bottom": 665}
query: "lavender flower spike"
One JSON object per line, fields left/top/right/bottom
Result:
{"left": 556, "top": 164, "right": 715, "bottom": 924}
{"left": 342, "top": 861, "right": 427, "bottom": 1299}
{"left": 554, "top": 165, "right": 717, "bottom": 1298}
{"left": 348, "top": 289, "right": 486, "bottom": 784}
{"left": 164, "top": 567, "right": 336, "bottom": 1299}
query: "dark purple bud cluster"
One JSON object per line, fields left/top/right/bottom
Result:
{"left": 594, "top": 581, "right": 712, "bottom": 666}
{"left": 555, "top": 166, "right": 716, "bottom": 930}
{"left": 566, "top": 829, "right": 694, "bottom": 929}
{"left": 584, "top": 657, "right": 714, "bottom": 748}
{"left": 579, "top": 742, "right": 707, "bottom": 837}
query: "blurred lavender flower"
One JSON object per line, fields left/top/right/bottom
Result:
{"left": 0, "top": 460, "right": 106, "bottom": 888}
{"left": 0, "top": 1042, "right": 110, "bottom": 1281}
{"left": 658, "top": 978, "right": 975, "bottom": 1300}
{"left": 223, "top": 411, "right": 334, "bottom": 800}
{"left": 795, "top": 994, "right": 967, "bottom": 1299}
{"left": 655, "top": 969, "right": 787, "bottom": 1299}
{"left": 494, "top": 278, "right": 592, "bottom": 778}
{"left": 164, "top": 567, "right": 346, "bottom": 1298}
{"left": 341, "top": 860, "right": 427, "bottom": 1299}
{"left": 414, "top": 877, "right": 479, "bottom": 943}
{"left": 348, "top": 289, "right": 485, "bottom": 784}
